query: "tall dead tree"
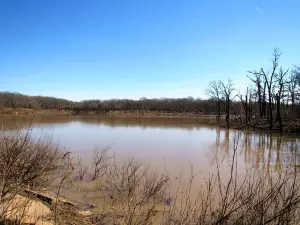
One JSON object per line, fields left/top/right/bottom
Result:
{"left": 289, "top": 66, "right": 300, "bottom": 112}
{"left": 249, "top": 48, "right": 281, "bottom": 130}
{"left": 237, "top": 87, "right": 252, "bottom": 126}
{"left": 219, "top": 79, "right": 235, "bottom": 128}
{"left": 275, "top": 67, "right": 289, "bottom": 132}
{"left": 288, "top": 74, "right": 297, "bottom": 111}
{"left": 206, "top": 81, "right": 222, "bottom": 124}
{"left": 248, "top": 73, "right": 263, "bottom": 118}
{"left": 262, "top": 80, "right": 267, "bottom": 118}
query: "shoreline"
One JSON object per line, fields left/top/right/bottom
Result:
{"left": 0, "top": 108, "right": 221, "bottom": 119}
{"left": 1, "top": 108, "right": 299, "bottom": 134}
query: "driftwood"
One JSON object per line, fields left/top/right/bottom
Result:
{"left": 24, "top": 188, "right": 76, "bottom": 207}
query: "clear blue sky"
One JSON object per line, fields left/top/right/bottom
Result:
{"left": 0, "top": 0, "right": 299, "bottom": 101}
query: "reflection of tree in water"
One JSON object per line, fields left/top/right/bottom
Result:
{"left": 211, "top": 128, "right": 221, "bottom": 166}
{"left": 223, "top": 129, "right": 230, "bottom": 158}
{"left": 213, "top": 128, "right": 232, "bottom": 164}
{"left": 252, "top": 134, "right": 299, "bottom": 177}
{"left": 243, "top": 132, "right": 252, "bottom": 164}
{"left": 216, "top": 128, "right": 220, "bottom": 148}
{"left": 216, "top": 130, "right": 300, "bottom": 177}
{"left": 0, "top": 114, "right": 218, "bottom": 131}
{"left": 214, "top": 129, "right": 244, "bottom": 163}
{"left": 255, "top": 133, "right": 266, "bottom": 170}
{"left": 266, "top": 135, "right": 273, "bottom": 177}
{"left": 275, "top": 136, "right": 282, "bottom": 173}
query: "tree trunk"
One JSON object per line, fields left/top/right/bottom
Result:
{"left": 268, "top": 90, "right": 273, "bottom": 129}
{"left": 245, "top": 101, "right": 248, "bottom": 125}
{"left": 217, "top": 102, "right": 221, "bottom": 125}
{"left": 262, "top": 83, "right": 267, "bottom": 118}
{"left": 248, "top": 97, "right": 252, "bottom": 125}
{"left": 276, "top": 94, "right": 283, "bottom": 133}
{"left": 291, "top": 93, "right": 295, "bottom": 112}
{"left": 226, "top": 99, "right": 230, "bottom": 128}
{"left": 257, "top": 82, "right": 262, "bottom": 118}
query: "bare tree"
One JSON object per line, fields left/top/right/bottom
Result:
{"left": 249, "top": 48, "right": 282, "bottom": 129}
{"left": 205, "top": 81, "right": 222, "bottom": 124}
{"left": 94, "top": 158, "right": 169, "bottom": 225}
{"left": 75, "top": 157, "right": 88, "bottom": 181}
{"left": 91, "top": 147, "right": 113, "bottom": 181}
{"left": 289, "top": 66, "right": 300, "bottom": 112}
{"left": 237, "top": 87, "right": 253, "bottom": 126}
{"left": 218, "top": 79, "right": 235, "bottom": 128}
{"left": 248, "top": 72, "right": 264, "bottom": 118}
{"left": 274, "top": 67, "right": 289, "bottom": 132}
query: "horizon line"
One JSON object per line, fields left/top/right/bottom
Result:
{"left": 0, "top": 91, "right": 208, "bottom": 102}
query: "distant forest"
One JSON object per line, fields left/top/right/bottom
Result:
{"left": 0, "top": 92, "right": 221, "bottom": 114}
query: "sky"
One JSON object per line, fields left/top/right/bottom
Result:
{"left": 0, "top": 0, "right": 299, "bottom": 101}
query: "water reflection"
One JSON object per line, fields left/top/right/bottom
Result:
{"left": 0, "top": 115, "right": 299, "bottom": 178}
{"left": 213, "top": 130, "right": 300, "bottom": 177}
{"left": 0, "top": 115, "right": 218, "bottom": 131}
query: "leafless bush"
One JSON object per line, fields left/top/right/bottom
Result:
{"left": 90, "top": 156, "right": 169, "bottom": 225}
{"left": 75, "top": 156, "right": 89, "bottom": 181}
{"left": 0, "top": 129, "right": 63, "bottom": 222}
{"left": 90, "top": 147, "right": 113, "bottom": 181}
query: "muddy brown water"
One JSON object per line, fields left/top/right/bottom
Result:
{"left": 1, "top": 114, "right": 300, "bottom": 211}
{"left": 1, "top": 113, "right": 300, "bottom": 215}
{"left": 1, "top": 114, "right": 299, "bottom": 178}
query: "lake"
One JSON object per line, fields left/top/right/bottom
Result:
{"left": 1, "top": 114, "right": 299, "bottom": 182}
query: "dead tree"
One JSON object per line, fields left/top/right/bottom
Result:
{"left": 262, "top": 80, "right": 267, "bottom": 118}
{"left": 219, "top": 80, "right": 235, "bottom": 128}
{"left": 237, "top": 87, "right": 252, "bottom": 126}
{"left": 249, "top": 48, "right": 281, "bottom": 130}
{"left": 289, "top": 66, "right": 300, "bottom": 112}
{"left": 91, "top": 147, "right": 112, "bottom": 181}
{"left": 248, "top": 73, "right": 264, "bottom": 118}
{"left": 206, "top": 81, "right": 222, "bottom": 124}
{"left": 275, "top": 67, "right": 289, "bottom": 133}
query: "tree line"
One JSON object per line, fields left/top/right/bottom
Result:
{"left": 206, "top": 48, "right": 300, "bottom": 132}
{"left": 76, "top": 97, "right": 224, "bottom": 114}
{"left": 0, "top": 92, "right": 74, "bottom": 110}
{"left": 0, "top": 92, "right": 226, "bottom": 114}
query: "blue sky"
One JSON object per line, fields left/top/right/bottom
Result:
{"left": 0, "top": 0, "right": 299, "bottom": 101}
